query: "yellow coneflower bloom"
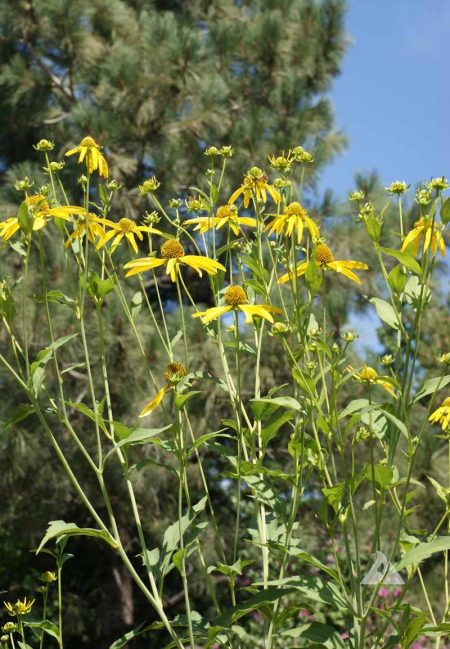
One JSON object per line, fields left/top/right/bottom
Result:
{"left": 0, "top": 194, "right": 85, "bottom": 241}
{"left": 278, "top": 243, "right": 368, "bottom": 285}
{"left": 123, "top": 239, "right": 225, "bottom": 283}
{"left": 185, "top": 204, "right": 257, "bottom": 236}
{"left": 64, "top": 213, "right": 107, "bottom": 249}
{"left": 65, "top": 136, "right": 108, "bottom": 178}
{"left": 429, "top": 397, "right": 450, "bottom": 430}
{"left": 228, "top": 167, "right": 281, "bottom": 208}
{"left": 351, "top": 365, "right": 397, "bottom": 398}
{"left": 96, "top": 217, "right": 162, "bottom": 254}
{"left": 192, "top": 284, "right": 282, "bottom": 325}
{"left": 140, "top": 362, "right": 186, "bottom": 416}
{"left": 4, "top": 597, "right": 35, "bottom": 616}
{"left": 401, "top": 217, "right": 446, "bottom": 257}
{"left": 266, "top": 201, "right": 320, "bottom": 244}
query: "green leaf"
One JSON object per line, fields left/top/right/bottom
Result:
{"left": 251, "top": 575, "right": 346, "bottom": 610}
{"left": 440, "top": 196, "right": 450, "bottom": 224}
{"left": 396, "top": 536, "right": 450, "bottom": 570}
{"left": 364, "top": 463, "right": 394, "bottom": 488}
{"left": 251, "top": 395, "right": 302, "bottom": 417}
{"left": 322, "top": 483, "right": 345, "bottom": 514}
{"left": 68, "top": 401, "right": 109, "bottom": 436}
{"left": 413, "top": 375, "right": 450, "bottom": 403}
{"left": 17, "top": 200, "right": 32, "bottom": 234}
{"left": 380, "top": 246, "right": 423, "bottom": 277}
{"left": 4, "top": 403, "right": 36, "bottom": 427}
{"left": 282, "top": 621, "right": 346, "bottom": 648}
{"left": 25, "top": 620, "right": 59, "bottom": 641}
{"left": 37, "top": 520, "right": 118, "bottom": 553}
{"left": 109, "top": 623, "right": 146, "bottom": 648}
{"left": 33, "top": 290, "right": 77, "bottom": 309}
{"left": 305, "top": 255, "right": 322, "bottom": 295}
{"left": 116, "top": 425, "right": 171, "bottom": 448}
{"left": 130, "top": 291, "right": 142, "bottom": 322}
{"left": 208, "top": 558, "right": 253, "bottom": 577}
{"left": 214, "top": 588, "right": 296, "bottom": 628}
{"left": 261, "top": 410, "right": 294, "bottom": 448}
{"left": 369, "top": 297, "right": 401, "bottom": 330}
{"left": 175, "top": 390, "right": 201, "bottom": 411}
{"left": 365, "top": 214, "right": 382, "bottom": 242}
{"left": 30, "top": 334, "right": 78, "bottom": 396}
{"left": 388, "top": 264, "right": 407, "bottom": 295}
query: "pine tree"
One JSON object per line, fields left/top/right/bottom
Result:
{"left": 0, "top": 0, "right": 347, "bottom": 209}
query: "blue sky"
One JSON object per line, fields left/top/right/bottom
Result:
{"left": 320, "top": 0, "right": 450, "bottom": 199}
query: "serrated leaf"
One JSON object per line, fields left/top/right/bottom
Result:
{"left": 440, "top": 196, "right": 450, "bottom": 224}
{"left": 116, "top": 425, "right": 171, "bottom": 447}
{"left": 369, "top": 297, "right": 401, "bottom": 330}
{"left": 380, "top": 246, "right": 423, "bottom": 277}
{"left": 175, "top": 390, "right": 201, "bottom": 411}
{"left": 282, "top": 622, "right": 346, "bottom": 648}
{"left": 130, "top": 291, "right": 142, "bottom": 322}
{"left": 396, "top": 536, "right": 450, "bottom": 570}
{"left": 413, "top": 375, "right": 450, "bottom": 403}
{"left": 37, "top": 520, "right": 118, "bottom": 553}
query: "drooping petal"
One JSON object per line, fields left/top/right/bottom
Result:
{"left": 192, "top": 305, "right": 231, "bottom": 324}
{"left": 228, "top": 186, "right": 245, "bottom": 205}
{"left": 305, "top": 216, "right": 320, "bottom": 241}
{"left": 33, "top": 214, "right": 48, "bottom": 230}
{"left": 124, "top": 257, "right": 165, "bottom": 277}
{"left": 328, "top": 262, "right": 362, "bottom": 284}
{"left": 401, "top": 226, "right": 422, "bottom": 252}
{"left": 182, "top": 255, "right": 226, "bottom": 276}
{"left": 65, "top": 146, "right": 80, "bottom": 157}
{"left": 239, "top": 304, "right": 274, "bottom": 323}
{"left": 139, "top": 386, "right": 168, "bottom": 416}
{"left": 165, "top": 257, "right": 179, "bottom": 282}
{"left": 266, "top": 184, "right": 281, "bottom": 204}
{"left": 125, "top": 232, "right": 138, "bottom": 253}
{"left": 278, "top": 261, "right": 308, "bottom": 284}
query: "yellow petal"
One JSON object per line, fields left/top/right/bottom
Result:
{"left": 124, "top": 257, "right": 165, "bottom": 277}
{"left": 228, "top": 186, "right": 244, "bottom": 205}
{"left": 139, "top": 386, "right": 168, "bottom": 416}
{"left": 239, "top": 304, "right": 275, "bottom": 323}
{"left": 278, "top": 261, "right": 308, "bottom": 284}
{"left": 125, "top": 232, "right": 138, "bottom": 253}
{"left": 328, "top": 262, "right": 362, "bottom": 284}
{"left": 401, "top": 227, "right": 421, "bottom": 252}
{"left": 192, "top": 305, "right": 231, "bottom": 324}
{"left": 182, "top": 255, "right": 226, "bottom": 276}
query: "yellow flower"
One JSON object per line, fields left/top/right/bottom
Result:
{"left": 185, "top": 204, "right": 257, "bottom": 236}
{"left": 266, "top": 201, "right": 320, "bottom": 244}
{"left": 429, "top": 397, "right": 450, "bottom": 430}
{"left": 192, "top": 284, "right": 282, "bottom": 325}
{"left": 96, "top": 217, "right": 162, "bottom": 254}
{"left": 4, "top": 597, "right": 35, "bottom": 616}
{"left": 140, "top": 362, "right": 186, "bottom": 416}
{"left": 228, "top": 167, "right": 281, "bottom": 208}
{"left": 279, "top": 243, "right": 368, "bottom": 285}
{"left": 64, "top": 213, "right": 107, "bottom": 249}
{"left": 401, "top": 217, "right": 446, "bottom": 257}
{"left": 65, "top": 136, "right": 108, "bottom": 178}
{"left": 0, "top": 194, "right": 85, "bottom": 241}
{"left": 123, "top": 239, "right": 225, "bottom": 283}
{"left": 352, "top": 365, "right": 397, "bottom": 398}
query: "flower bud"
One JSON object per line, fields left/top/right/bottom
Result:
{"left": 386, "top": 180, "right": 409, "bottom": 195}
{"left": 342, "top": 330, "right": 358, "bottom": 342}
{"left": 47, "top": 161, "right": 65, "bottom": 172}
{"left": 204, "top": 146, "right": 220, "bottom": 157}
{"left": 380, "top": 354, "right": 394, "bottom": 366}
{"left": 415, "top": 188, "right": 432, "bottom": 205}
{"left": 292, "top": 146, "right": 313, "bottom": 163}
{"left": 437, "top": 352, "right": 450, "bottom": 365}
{"left": 427, "top": 176, "right": 450, "bottom": 192}
{"left": 219, "top": 145, "right": 234, "bottom": 157}
{"left": 106, "top": 179, "right": 121, "bottom": 191}
{"left": 34, "top": 139, "right": 55, "bottom": 151}
{"left": 348, "top": 190, "right": 365, "bottom": 202}
{"left": 169, "top": 198, "right": 182, "bottom": 209}
{"left": 14, "top": 177, "right": 34, "bottom": 192}
{"left": 138, "top": 176, "right": 160, "bottom": 194}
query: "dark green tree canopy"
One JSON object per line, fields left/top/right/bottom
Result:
{"left": 0, "top": 0, "right": 347, "bottom": 204}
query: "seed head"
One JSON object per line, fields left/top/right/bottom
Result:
{"left": 160, "top": 240, "right": 184, "bottom": 259}
{"left": 216, "top": 204, "right": 237, "bottom": 219}
{"left": 118, "top": 218, "right": 135, "bottom": 233}
{"left": 164, "top": 362, "right": 187, "bottom": 383}
{"left": 315, "top": 244, "right": 334, "bottom": 266}
{"left": 285, "top": 201, "right": 308, "bottom": 218}
{"left": 224, "top": 285, "right": 247, "bottom": 307}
